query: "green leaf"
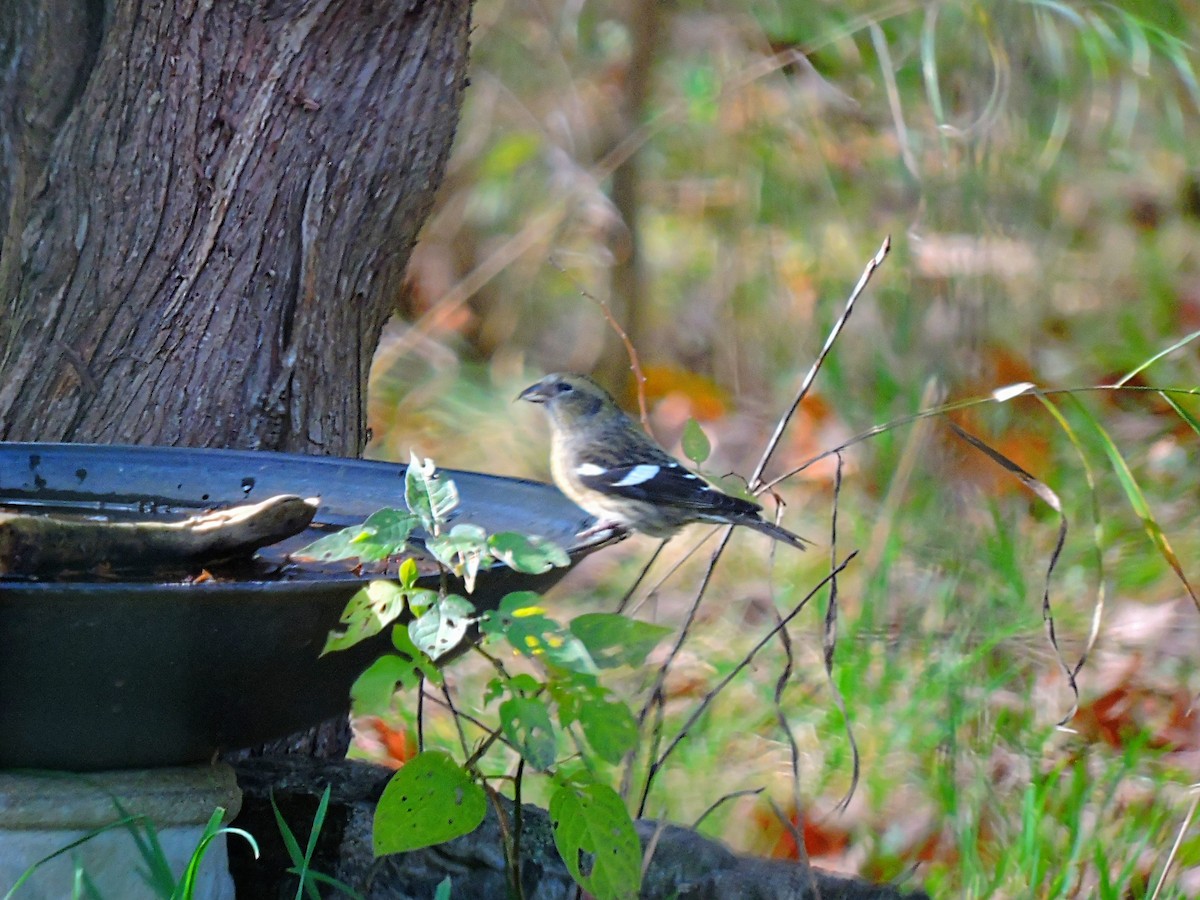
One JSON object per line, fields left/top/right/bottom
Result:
{"left": 374, "top": 751, "right": 486, "bottom": 855}
{"left": 407, "top": 588, "right": 437, "bottom": 617}
{"left": 297, "top": 508, "right": 418, "bottom": 563}
{"left": 322, "top": 581, "right": 408, "bottom": 655}
{"left": 552, "top": 683, "right": 637, "bottom": 765}
{"left": 392, "top": 625, "right": 444, "bottom": 686}
{"left": 427, "top": 524, "right": 490, "bottom": 593}
{"left": 483, "top": 677, "right": 506, "bottom": 706}
{"left": 405, "top": 453, "right": 460, "bottom": 535}
{"left": 577, "top": 693, "right": 638, "bottom": 765}
{"left": 398, "top": 556, "right": 420, "bottom": 589}
{"left": 488, "top": 532, "right": 570, "bottom": 573}
{"left": 433, "top": 877, "right": 453, "bottom": 900}
{"left": 359, "top": 508, "right": 422, "bottom": 556}
{"left": 499, "top": 696, "right": 557, "bottom": 771}
{"left": 481, "top": 592, "right": 598, "bottom": 675}
{"left": 350, "top": 655, "right": 412, "bottom": 716}
{"left": 350, "top": 641, "right": 441, "bottom": 717}
{"left": 295, "top": 528, "right": 363, "bottom": 563}
{"left": 569, "top": 614, "right": 673, "bottom": 669}
{"left": 408, "top": 594, "right": 476, "bottom": 661}
{"left": 681, "top": 417, "right": 712, "bottom": 465}
{"left": 549, "top": 781, "right": 641, "bottom": 900}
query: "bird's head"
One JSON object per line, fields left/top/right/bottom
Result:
{"left": 518, "top": 373, "right": 616, "bottom": 426}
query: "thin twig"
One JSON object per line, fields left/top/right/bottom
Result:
{"left": 550, "top": 257, "right": 650, "bottom": 431}
{"left": 767, "top": 796, "right": 821, "bottom": 900}
{"left": 422, "top": 690, "right": 518, "bottom": 762}
{"left": 638, "top": 528, "right": 729, "bottom": 734}
{"left": 416, "top": 673, "right": 426, "bottom": 753}
{"left": 763, "top": 383, "right": 1200, "bottom": 493}
{"left": 640, "top": 812, "right": 670, "bottom": 885}
{"left": 486, "top": 786, "right": 518, "bottom": 900}
{"left": 636, "top": 553, "right": 859, "bottom": 815}
{"left": 1151, "top": 786, "right": 1200, "bottom": 900}
{"left": 627, "top": 530, "right": 720, "bottom": 617}
{"left": 615, "top": 539, "right": 666, "bottom": 614}
{"left": 692, "top": 787, "right": 765, "bottom": 831}
{"left": 511, "top": 758, "right": 526, "bottom": 900}
{"left": 749, "top": 236, "right": 890, "bottom": 491}
{"left": 441, "top": 681, "right": 471, "bottom": 760}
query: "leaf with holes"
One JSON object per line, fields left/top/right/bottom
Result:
{"left": 322, "top": 581, "right": 408, "bottom": 655}
{"left": 481, "top": 592, "right": 598, "bottom": 675}
{"left": 391, "top": 625, "right": 443, "bottom": 686}
{"left": 298, "top": 508, "right": 418, "bottom": 563}
{"left": 549, "top": 781, "right": 640, "bottom": 900}
{"left": 681, "top": 418, "right": 712, "bottom": 465}
{"left": 373, "top": 751, "right": 486, "bottom": 855}
{"left": 406, "top": 454, "right": 459, "bottom": 535}
{"left": 351, "top": 654, "right": 422, "bottom": 716}
{"left": 427, "top": 524, "right": 489, "bottom": 593}
{"left": 488, "top": 532, "right": 570, "bottom": 574}
{"left": 408, "top": 594, "right": 476, "bottom": 661}
{"left": 569, "top": 614, "right": 672, "bottom": 669}
{"left": 499, "top": 696, "right": 557, "bottom": 771}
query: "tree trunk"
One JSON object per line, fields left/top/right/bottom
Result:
{"left": 0, "top": 0, "right": 471, "bottom": 757}
{"left": 0, "top": 0, "right": 470, "bottom": 456}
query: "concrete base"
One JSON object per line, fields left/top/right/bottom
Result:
{"left": 0, "top": 765, "right": 242, "bottom": 900}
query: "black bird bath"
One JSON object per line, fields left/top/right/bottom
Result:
{"left": 0, "top": 443, "right": 600, "bottom": 772}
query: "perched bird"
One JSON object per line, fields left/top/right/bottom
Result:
{"left": 519, "top": 373, "right": 807, "bottom": 550}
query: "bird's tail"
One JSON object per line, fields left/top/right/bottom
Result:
{"left": 743, "top": 516, "right": 809, "bottom": 551}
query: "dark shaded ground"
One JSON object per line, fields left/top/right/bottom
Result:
{"left": 230, "top": 757, "right": 930, "bottom": 899}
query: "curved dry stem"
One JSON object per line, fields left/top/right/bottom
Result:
{"left": 946, "top": 421, "right": 1075, "bottom": 723}
{"left": 1032, "top": 392, "right": 1107, "bottom": 720}
{"left": 823, "top": 454, "right": 860, "bottom": 812}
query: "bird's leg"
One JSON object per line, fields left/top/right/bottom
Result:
{"left": 576, "top": 519, "right": 630, "bottom": 543}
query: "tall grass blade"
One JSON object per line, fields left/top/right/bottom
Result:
{"left": 1069, "top": 397, "right": 1200, "bottom": 614}
{"left": 1113, "top": 329, "right": 1200, "bottom": 386}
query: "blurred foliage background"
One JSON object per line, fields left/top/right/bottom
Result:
{"left": 359, "top": 0, "right": 1200, "bottom": 894}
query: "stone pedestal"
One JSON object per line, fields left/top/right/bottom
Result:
{"left": 0, "top": 765, "right": 242, "bottom": 900}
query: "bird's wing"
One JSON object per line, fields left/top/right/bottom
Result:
{"left": 573, "top": 453, "right": 762, "bottom": 517}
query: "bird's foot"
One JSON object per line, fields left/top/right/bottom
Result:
{"left": 576, "top": 520, "right": 630, "bottom": 545}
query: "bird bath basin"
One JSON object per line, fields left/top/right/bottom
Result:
{"left": 0, "top": 443, "right": 599, "bottom": 771}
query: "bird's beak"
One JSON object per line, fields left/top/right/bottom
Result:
{"left": 517, "top": 381, "right": 550, "bottom": 404}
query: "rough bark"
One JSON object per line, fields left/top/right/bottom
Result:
{"left": 0, "top": 0, "right": 471, "bottom": 758}
{"left": 0, "top": 0, "right": 469, "bottom": 455}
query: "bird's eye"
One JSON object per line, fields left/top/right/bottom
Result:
{"left": 553, "top": 381, "right": 573, "bottom": 394}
